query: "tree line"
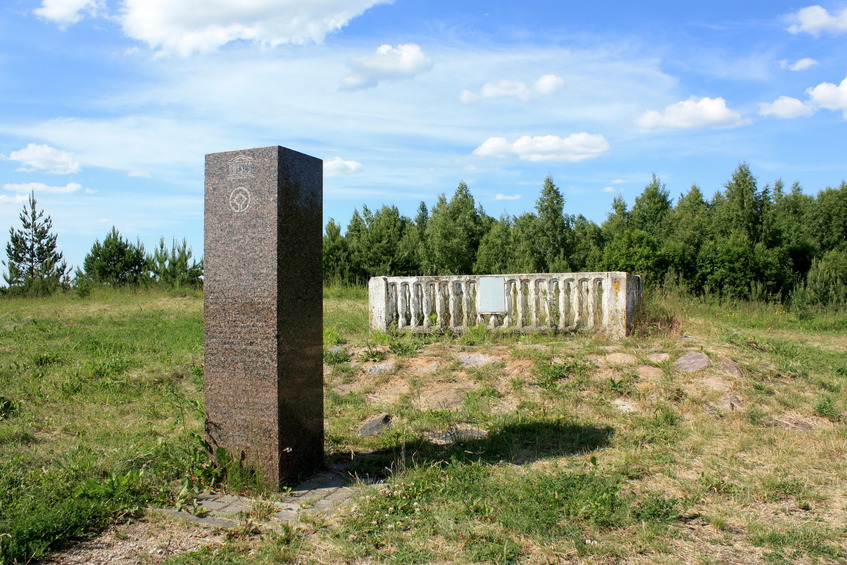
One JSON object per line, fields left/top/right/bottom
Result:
{"left": 324, "top": 164, "right": 847, "bottom": 307}
{"left": 2, "top": 192, "right": 202, "bottom": 296}
{"left": 5, "top": 164, "right": 846, "bottom": 306}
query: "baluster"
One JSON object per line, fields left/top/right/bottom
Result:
{"left": 570, "top": 279, "right": 581, "bottom": 328}
{"left": 581, "top": 279, "right": 591, "bottom": 328}
{"left": 516, "top": 279, "right": 525, "bottom": 328}
{"left": 547, "top": 279, "right": 557, "bottom": 329}
{"left": 436, "top": 282, "right": 446, "bottom": 329}
{"left": 386, "top": 283, "right": 396, "bottom": 327}
{"left": 409, "top": 281, "right": 419, "bottom": 329}
{"left": 422, "top": 281, "right": 431, "bottom": 329}
{"left": 503, "top": 279, "right": 514, "bottom": 328}
{"left": 396, "top": 282, "right": 407, "bottom": 329}
{"left": 585, "top": 280, "right": 597, "bottom": 328}
{"left": 594, "top": 278, "right": 604, "bottom": 328}
{"left": 448, "top": 281, "right": 458, "bottom": 331}
{"left": 462, "top": 279, "right": 472, "bottom": 328}
{"left": 558, "top": 277, "right": 569, "bottom": 331}
{"left": 529, "top": 278, "right": 539, "bottom": 328}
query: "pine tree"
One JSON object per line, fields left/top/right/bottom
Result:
{"left": 534, "top": 176, "right": 572, "bottom": 272}
{"left": 3, "top": 192, "right": 68, "bottom": 294}
{"left": 82, "top": 226, "right": 148, "bottom": 286}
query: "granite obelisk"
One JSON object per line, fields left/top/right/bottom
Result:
{"left": 204, "top": 146, "right": 323, "bottom": 488}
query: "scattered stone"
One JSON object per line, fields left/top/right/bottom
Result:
{"left": 425, "top": 426, "right": 488, "bottom": 445}
{"left": 675, "top": 351, "right": 711, "bottom": 372}
{"left": 455, "top": 352, "right": 499, "bottom": 368}
{"left": 637, "top": 365, "right": 664, "bottom": 379}
{"left": 646, "top": 353, "right": 671, "bottom": 364}
{"left": 357, "top": 413, "right": 392, "bottom": 437}
{"left": 598, "top": 345, "right": 623, "bottom": 352}
{"left": 413, "top": 382, "right": 475, "bottom": 411}
{"left": 720, "top": 394, "right": 744, "bottom": 411}
{"left": 720, "top": 358, "right": 744, "bottom": 378}
{"left": 604, "top": 353, "right": 638, "bottom": 365}
{"left": 327, "top": 346, "right": 346, "bottom": 356}
{"left": 703, "top": 402, "right": 720, "bottom": 416}
{"left": 702, "top": 376, "right": 731, "bottom": 393}
{"left": 410, "top": 360, "right": 441, "bottom": 375}
{"left": 366, "top": 360, "right": 396, "bottom": 376}
{"left": 613, "top": 398, "right": 636, "bottom": 413}
{"left": 332, "top": 382, "right": 360, "bottom": 395}
{"left": 367, "top": 381, "right": 410, "bottom": 405}
{"left": 764, "top": 418, "right": 814, "bottom": 430}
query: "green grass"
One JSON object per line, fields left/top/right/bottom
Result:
{"left": 3, "top": 284, "right": 847, "bottom": 563}
{"left": 0, "top": 288, "right": 209, "bottom": 563}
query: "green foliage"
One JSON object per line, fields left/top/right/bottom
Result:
{"left": 803, "top": 249, "right": 847, "bottom": 306}
{"left": 601, "top": 228, "right": 662, "bottom": 278}
{"left": 82, "top": 226, "right": 149, "bottom": 286}
{"left": 0, "top": 396, "right": 17, "bottom": 420}
{"left": 323, "top": 218, "right": 354, "bottom": 284}
{"left": 422, "top": 183, "right": 487, "bottom": 275}
{"left": 150, "top": 237, "right": 203, "bottom": 287}
{"left": 319, "top": 165, "right": 847, "bottom": 306}
{"left": 534, "top": 176, "right": 572, "bottom": 272}
{"left": 2, "top": 192, "right": 68, "bottom": 295}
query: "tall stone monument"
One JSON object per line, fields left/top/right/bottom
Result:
{"left": 204, "top": 146, "right": 323, "bottom": 488}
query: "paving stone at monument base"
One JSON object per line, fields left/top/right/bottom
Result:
{"left": 159, "top": 462, "right": 380, "bottom": 531}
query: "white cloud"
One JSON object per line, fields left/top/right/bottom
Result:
{"left": 5, "top": 143, "right": 81, "bottom": 174}
{"left": 779, "top": 58, "right": 819, "bottom": 71}
{"left": 807, "top": 76, "right": 847, "bottom": 117}
{"left": 473, "top": 133, "right": 609, "bottom": 162}
{"left": 120, "top": 0, "right": 390, "bottom": 56}
{"left": 759, "top": 96, "right": 815, "bottom": 119}
{"left": 461, "top": 74, "right": 564, "bottom": 103}
{"left": 340, "top": 43, "right": 432, "bottom": 90}
{"left": 324, "top": 157, "right": 363, "bottom": 177}
{"left": 34, "top": 0, "right": 98, "bottom": 26}
{"left": 534, "top": 74, "right": 565, "bottom": 95}
{"left": 602, "top": 186, "right": 617, "bottom": 193}
{"left": 788, "top": 5, "right": 847, "bottom": 35}
{"left": 610, "top": 179, "right": 626, "bottom": 185}
{"left": 0, "top": 194, "right": 29, "bottom": 205}
{"left": 494, "top": 194, "right": 521, "bottom": 201}
{"left": 481, "top": 79, "right": 533, "bottom": 101}
{"left": 3, "top": 182, "right": 83, "bottom": 194}
{"left": 459, "top": 89, "right": 481, "bottom": 104}
{"left": 635, "top": 96, "right": 748, "bottom": 129}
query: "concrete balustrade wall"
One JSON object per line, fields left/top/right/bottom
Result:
{"left": 369, "top": 272, "right": 642, "bottom": 339}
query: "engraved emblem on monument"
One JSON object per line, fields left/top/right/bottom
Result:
{"left": 229, "top": 187, "right": 251, "bottom": 212}
{"left": 228, "top": 155, "right": 254, "bottom": 179}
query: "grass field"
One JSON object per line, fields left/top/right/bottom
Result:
{"left": 1, "top": 286, "right": 847, "bottom": 564}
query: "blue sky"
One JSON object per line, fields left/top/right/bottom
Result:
{"left": 1, "top": 0, "right": 846, "bottom": 272}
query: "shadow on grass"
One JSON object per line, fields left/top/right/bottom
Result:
{"left": 336, "top": 419, "right": 615, "bottom": 481}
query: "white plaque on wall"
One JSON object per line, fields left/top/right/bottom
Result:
{"left": 478, "top": 277, "right": 506, "bottom": 314}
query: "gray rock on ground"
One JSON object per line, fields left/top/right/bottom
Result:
{"left": 366, "top": 360, "right": 396, "bottom": 376}
{"left": 455, "top": 352, "right": 499, "bottom": 368}
{"left": 720, "top": 358, "right": 744, "bottom": 378}
{"left": 358, "top": 413, "right": 392, "bottom": 437}
{"left": 675, "top": 351, "right": 711, "bottom": 372}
